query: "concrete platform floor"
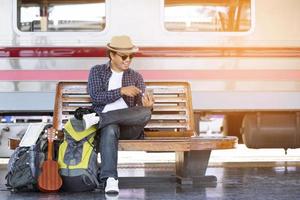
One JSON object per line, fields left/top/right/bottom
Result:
{"left": 0, "top": 145, "right": 299, "bottom": 200}
{"left": 1, "top": 163, "right": 300, "bottom": 200}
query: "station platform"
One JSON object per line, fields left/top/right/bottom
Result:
{"left": 0, "top": 145, "right": 300, "bottom": 200}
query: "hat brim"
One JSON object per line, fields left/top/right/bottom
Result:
{"left": 107, "top": 44, "right": 139, "bottom": 54}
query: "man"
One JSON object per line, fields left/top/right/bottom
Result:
{"left": 86, "top": 35, "right": 154, "bottom": 194}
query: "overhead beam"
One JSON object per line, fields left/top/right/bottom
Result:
{"left": 21, "top": 0, "right": 104, "bottom": 4}
{"left": 165, "top": 0, "right": 249, "bottom": 6}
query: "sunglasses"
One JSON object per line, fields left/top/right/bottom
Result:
{"left": 116, "top": 53, "right": 134, "bottom": 61}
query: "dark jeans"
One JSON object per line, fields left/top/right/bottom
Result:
{"left": 97, "top": 106, "right": 152, "bottom": 181}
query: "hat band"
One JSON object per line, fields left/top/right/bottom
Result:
{"left": 107, "top": 44, "right": 136, "bottom": 51}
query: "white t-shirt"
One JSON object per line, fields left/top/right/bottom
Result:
{"left": 102, "top": 69, "right": 128, "bottom": 113}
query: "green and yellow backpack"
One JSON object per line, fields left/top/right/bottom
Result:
{"left": 58, "top": 118, "right": 99, "bottom": 192}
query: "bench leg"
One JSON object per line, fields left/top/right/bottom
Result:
{"left": 175, "top": 150, "right": 217, "bottom": 184}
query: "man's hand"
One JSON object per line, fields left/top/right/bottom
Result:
{"left": 142, "top": 92, "right": 154, "bottom": 108}
{"left": 120, "top": 86, "right": 141, "bottom": 97}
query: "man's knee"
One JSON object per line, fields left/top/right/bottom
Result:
{"left": 101, "top": 124, "right": 120, "bottom": 140}
{"left": 132, "top": 107, "right": 152, "bottom": 125}
{"left": 141, "top": 107, "right": 152, "bottom": 124}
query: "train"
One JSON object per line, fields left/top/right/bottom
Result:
{"left": 0, "top": 0, "right": 300, "bottom": 156}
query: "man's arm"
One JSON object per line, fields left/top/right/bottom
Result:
{"left": 134, "top": 72, "right": 154, "bottom": 108}
{"left": 87, "top": 66, "right": 122, "bottom": 105}
{"left": 135, "top": 73, "right": 146, "bottom": 106}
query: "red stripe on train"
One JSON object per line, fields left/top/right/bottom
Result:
{"left": 0, "top": 47, "right": 300, "bottom": 57}
{"left": 1, "top": 70, "right": 300, "bottom": 81}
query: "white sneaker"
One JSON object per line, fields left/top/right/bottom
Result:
{"left": 105, "top": 193, "right": 119, "bottom": 200}
{"left": 105, "top": 177, "right": 119, "bottom": 194}
{"left": 83, "top": 113, "right": 99, "bottom": 129}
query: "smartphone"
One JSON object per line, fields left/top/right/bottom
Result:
{"left": 144, "top": 88, "right": 153, "bottom": 97}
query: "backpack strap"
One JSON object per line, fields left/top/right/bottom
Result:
{"left": 64, "top": 120, "right": 97, "bottom": 141}
{"left": 83, "top": 169, "right": 100, "bottom": 188}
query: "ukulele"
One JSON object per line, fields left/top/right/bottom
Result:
{"left": 38, "top": 127, "right": 62, "bottom": 192}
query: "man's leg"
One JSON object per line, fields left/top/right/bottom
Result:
{"left": 99, "top": 124, "right": 120, "bottom": 182}
{"left": 100, "top": 106, "right": 151, "bottom": 128}
{"left": 84, "top": 106, "right": 151, "bottom": 130}
{"left": 119, "top": 125, "right": 145, "bottom": 140}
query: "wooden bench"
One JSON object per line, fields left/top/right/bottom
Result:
{"left": 53, "top": 81, "right": 238, "bottom": 184}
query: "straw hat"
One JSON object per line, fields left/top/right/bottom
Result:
{"left": 107, "top": 35, "right": 139, "bottom": 54}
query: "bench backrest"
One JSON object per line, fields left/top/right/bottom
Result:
{"left": 53, "top": 81, "right": 195, "bottom": 137}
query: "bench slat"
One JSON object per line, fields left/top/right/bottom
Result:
{"left": 190, "top": 136, "right": 238, "bottom": 150}
{"left": 153, "top": 105, "right": 187, "bottom": 111}
{"left": 62, "top": 106, "right": 92, "bottom": 112}
{"left": 62, "top": 105, "right": 188, "bottom": 112}
{"left": 60, "top": 116, "right": 188, "bottom": 121}
{"left": 119, "top": 140, "right": 190, "bottom": 151}
{"left": 62, "top": 97, "right": 91, "bottom": 102}
{"left": 147, "top": 88, "right": 186, "bottom": 94}
{"left": 61, "top": 85, "right": 187, "bottom": 95}
{"left": 150, "top": 114, "right": 187, "bottom": 120}
{"left": 61, "top": 114, "right": 189, "bottom": 129}
{"left": 153, "top": 97, "right": 187, "bottom": 103}
{"left": 62, "top": 97, "right": 187, "bottom": 103}
{"left": 144, "top": 131, "right": 194, "bottom": 137}
{"left": 145, "top": 122, "right": 188, "bottom": 129}
{"left": 118, "top": 136, "right": 238, "bottom": 151}
{"left": 62, "top": 85, "right": 87, "bottom": 94}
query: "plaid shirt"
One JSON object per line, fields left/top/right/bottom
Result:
{"left": 87, "top": 62, "right": 145, "bottom": 114}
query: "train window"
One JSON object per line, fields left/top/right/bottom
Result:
{"left": 164, "top": 0, "right": 252, "bottom": 32}
{"left": 17, "top": 0, "right": 106, "bottom": 32}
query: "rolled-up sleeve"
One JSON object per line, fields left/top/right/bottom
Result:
{"left": 88, "top": 66, "right": 121, "bottom": 105}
